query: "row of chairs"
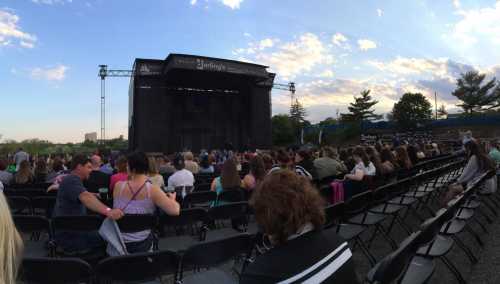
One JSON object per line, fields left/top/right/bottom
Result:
{"left": 366, "top": 171, "right": 494, "bottom": 284}
{"left": 20, "top": 233, "right": 253, "bottom": 284}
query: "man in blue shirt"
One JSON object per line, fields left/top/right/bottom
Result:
{"left": 53, "top": 154, "right": 123, "bottom": 254}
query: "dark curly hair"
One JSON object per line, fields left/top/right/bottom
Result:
{"left": 250, "top": 170, "right": 325, "bottom": 245}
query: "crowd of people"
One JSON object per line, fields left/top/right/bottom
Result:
{"left": 1, "top": 132, "right": 500, "bottom": 283}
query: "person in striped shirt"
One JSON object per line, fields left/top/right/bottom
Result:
{"left": 269, "top": 148, "right": 313, "bottom": 179}
{"left": 242, "top": 170, "right": 359, "bottom": 284}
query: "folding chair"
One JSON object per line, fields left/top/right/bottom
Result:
{"left": 20, "top": 257, "right": 93, "bottom": 284}
{"left": 13, "top": 215, "right": 53, "bottom": 257}
{"left": 96, "top": 250, "right": 179, "bottom": 284}
{"left": 116, "top": 214, "right": 158, "bottom": 250}
{"left": 206, "top": 202, "right": 249, "bottom": 241}
{"left": 6, "top": 196, "right": 32, "bottom": 215}
{"left": 182, "top": 191, "right": 217, "bottom": 209}
{"left": 158, "top": 208, "right": 208, "bottom": 252}
{"left": 32, "top": 196, "right": 56, "bottom": 218}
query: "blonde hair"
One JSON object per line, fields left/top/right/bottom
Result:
{"left": 0, "top": 193, "right": 24, "bottom": 284}
{"left": 147, "top": 156, "right": 159, "bottom": 176}
{"left": 183, "top": 151, "right": 194, "bottom": 161}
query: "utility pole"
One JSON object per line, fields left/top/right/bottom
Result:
{"left": 434, "top": 92, "right": 438, "bottom": 120}
{"left": 99, "top": 65, "right": 107, "bottom": 144}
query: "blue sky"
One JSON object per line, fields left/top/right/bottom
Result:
{"left": 1, "top": 0, "right": 500, "bottom": 143}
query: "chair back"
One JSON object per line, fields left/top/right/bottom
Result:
{"left": 32, "top": 196, "right": 56, "bottom": 218}
{"left": 218, "top": 188, "right": 244, "bottom": 203}
{"left": 182, "top": 191, "right": 217, "bottom": 208}
{"left": 52, "top": 215, "right": 103, "bottom": 232}
{"left": 182, "top": 233, "right": 252, "bottom": 270}
{"left": 13, "top": 215, "right": 51, "bottom": 235}
{"left": 194, "top": 183, "right": 211, "bottom": 192}
{"left": 344, "top": 191, "right": 371, "bottom": 217}
{"left": 116, "top": 214, "right": 156, "bottom": 233}
{"left": 208, "top": 201, "right": 248, "bottom": 222}
{"left": 367, "top": 231, "right": 421, "bottom": 283}
{"left": 160, "top": 208, "right": 208, "bottom": 227}
{"left": 324, "top": 202, "right": 345, "bottom": 229}
{"left": 96, "top": 250, "right": 179, "bottom": 284}
{"left": 6, "top": 196, "right": 32, "bottom": 214}
{"left": 20, "top": 257, "right": 93, "bottom": 284}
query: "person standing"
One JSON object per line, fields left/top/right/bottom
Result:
{"left": 13, "top": 148, "right": 29, "bottom": 171}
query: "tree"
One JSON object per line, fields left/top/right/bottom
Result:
{"left": 437, "top": 104, "right": 448, "bottom": 119}
{"left": 452, "top": 71, "right": 500, "bottom": 114}
{"left": 341, "top": 90, "right": 382, "bottom": 122}
{"left": 392, "top": 93, "right": 433, "bottom": 129}
{"left": 271, "top": 114, "right": 295, "bottom": 146}
{"left": 318, "top": 117, "right": 337, "bottom": 128}
{"left": 289, "top": 99, "right": 309, "bottom": 143}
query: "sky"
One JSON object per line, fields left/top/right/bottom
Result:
{"left": 1, "top": 0, "right": 500, "bottom": 143}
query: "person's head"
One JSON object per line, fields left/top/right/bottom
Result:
{"left": 322, "top": 146, "right": 338, "bottom": 159}
{"left": 70, "top": 154, "right": 92, "bottom": 180}
{"left": 406, "top": 145, "right": 419, "bottom": 165}
{"left": 250, "top": 170, "right": 325, "bottom": 245}
{"left": 90, "top": 155, "right": 102, "bottom": 170}
{"left": 52, "top": 158, "right": 64, "bottom": 172}
{"left": 261, "top": 154, "right": 274, "bottom": 172}
{"left": 380, "top": 148, "right": 395, "bottom": 164}
{"left": 276, "top": 149, "right": 292, "bottom": 169}
{"left": 464, "top": 140, "right": 495, "bottom": 172}
{"left": 200, "top": 154, "right": 210, "bottom": 169}
{"left": 249, "top": 155, "right": 266, "bottom": 181}
{"left": 127, "top": 152, "right": 149, "bottom": 175}
{"left": 173, "top": 154, "right": 185, "bottom": 171}
{"left": 395, "top": 146, "right": 412, "bottom": 169}
{"left": 147, "top": 156, "right": 159, "bottom": 176}
{"left": 18, "top": 160, "right": 30, "bottom": 172}
{"left": 115, "top": 155, "right": 128, "bottom": 173}
{"left": 35, "top": 158, "right": 47, "bottom": 174}
{"left": 184, "top": 151, "right": 194, "bottom": 162}
{"left": 0, "top": 192, "right": 23, "bottom": 284}
{"left": 221, "top": 158, "right": 241, "bottom": 189}
{"left": 353, "top": 146, "right": 370, "bottom": 167}
{"left": 295, "top": 148, "right": 311, "bottom": 164}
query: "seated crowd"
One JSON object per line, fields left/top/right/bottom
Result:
{"left": 1, "top": 135, "right": 500, "bottom": 283}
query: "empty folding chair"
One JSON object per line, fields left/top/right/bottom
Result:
{"left": 366, "top": 231, "right": 435, "bottom": 284}
{"left": 217, "top": 188, "right": 244, "bottom": 204}
{"left": 206, "top": 201, "right": 249, "bottom": 241}
{"left": 32, "top": 196, "right": 56, "bottom": 218}
{"left": 20, "top": 257, "right": 93, "bottom": 284}
{"left": 13, "top": 215, "right": 52, "bottom": 257}
{"left": 179, "top": 234, "right": 253, "bottom": 284}
{"left": 96, "top": 250, "right": 179, "bottom": 284}
{"left": 6, "top": 196, "right": 32, "bottom": 215}
{"left": 158, "top": 208, "right": 208, "bottom": 252}
{"left": 182, "top": 191, "right": 217, "bottom": 209}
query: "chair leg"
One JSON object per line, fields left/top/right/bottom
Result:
{"left": 451, "top": 235, "right": 478, "bottom": 264}
{"left": 354, "top": 236, "right": 377, "bottom": 266}
{"left": 440, "top": 256, "right": 467, "bottom": 284}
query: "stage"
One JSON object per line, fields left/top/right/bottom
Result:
{"left": 128, "top": 54, "right": 275, "bottom": 154}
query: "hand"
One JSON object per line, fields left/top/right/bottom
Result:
{"left": 106, "top": 208, "right": 124, "bottom": 220}
{"left": 166, "top": 192, "right": 177, "bottom": 201}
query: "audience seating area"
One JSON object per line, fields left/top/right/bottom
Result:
{"left": 6, "top": 153, "right": 500, "bottom": 283}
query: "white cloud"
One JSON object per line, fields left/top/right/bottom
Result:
{"left": 258, "top": 38, "right": 274, "bottom": 50}
{"left": 30, "top": 65, "right": 68, "bottom": 81}
{"left": 377, "top": 8, "right": 383, "bottom": 17}
{"left": 332, "top": 32, "right": 348, "bottom": 47}
{"left": 318, "top": 70, "right": 334, "bottom": 78}
{"left": 452, "top": 0, "right": 461, "bottom": 9}
{"left": 357, "top": 39, "right": 377, "bottom": 51}
{"left": 243, "top": 32, "right": 251, "bottom": 37}
{"left": 0, "top": 9, "right": 37, "bottom": 48}
{"left": 190, "top": 0, "right": 197, "bottom": 5}
{"left": 220, "top": 0, "right": 243, "bottom": 9}
{"left": 451, "top": 2, "right": 500, "bottom": 46}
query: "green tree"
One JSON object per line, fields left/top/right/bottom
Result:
{"left": 341, "top": 90, "right": 382, "bottom": 122}
{"left": 452, "top": 71, "right": 500, "bottom": 114}
{"left": 392, "top": 93, "right": 433, "bottom": 129}
{"left": 289, "top": 99, "right": 309, "bottom": 143}
{"left": 318, "top": 117, "right": 337, "bottom": 128}
{"left": 271, "top": 114, "right": 295, "bottom": 146}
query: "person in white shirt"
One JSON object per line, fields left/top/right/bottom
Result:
{"left": 167, "top": 155, "right": 195, "bottom": 188}
{"left": 13, "top": 148, "right": 29, "bottom": 171}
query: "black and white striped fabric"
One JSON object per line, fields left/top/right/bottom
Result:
{"left": 240, "top": 229, "right": 359, "bottom": 284}
{"left": 269, "top": 165, "right": 313, "bottom": 180}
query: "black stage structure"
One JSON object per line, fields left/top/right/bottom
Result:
{"left": 128, "top": 54, "right": 275, "bottom": 154}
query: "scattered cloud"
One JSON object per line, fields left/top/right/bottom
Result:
{"left": 258, "top": 38, "right": 274, "bottom": 50}
{"left": 357, "top": 39, "right": 377, "bottom": 51}
{"left": 332, "top": 32, "right": 350, "bottom": 50}
{"left": 451, "top": 2, "right": 500, "bottom": 46}
{"left": 190, "top": 0, "right": 197, "bottom": 5}
{"left": 220, "top": 0, "right": 243, "bottom": 9}
{"left": 243, "top": 32, "right": 251, "bottom": 37}
{"left": 0, "top": 9, "right": 37, "bottom": 48}
{"left": 452, "top": 0, "right": 461, "bottom": 9}
{"left": 377, "top": 8, "right": 383, "bottom": 17}
{"left": 30, "top": 65, "right": 69, "bottom": 81}
{"left": 318, "top": 70, "right": 334, "bottom": 78}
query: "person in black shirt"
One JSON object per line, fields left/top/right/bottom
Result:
{"left": 84, "top": 155, "right": 110, "bottom": 193}
{"left": 242, "top": 170, "right": 359, "bottom": 284}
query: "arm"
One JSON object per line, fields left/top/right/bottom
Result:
{"left": 79, "top": 191, "right": 123, "bottom": 220}
{"left": 457, "top": 156, "right": 478, "bottom": 184}
{"left": 151, "top": 185, "right": 180, "bottom": 216}
{"left": 345, "top": 169, "right": 364, "bottom": 181}
{"left": 210, "top": 178, "right": 217, "bottom": 191}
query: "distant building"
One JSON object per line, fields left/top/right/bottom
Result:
{"left": 85, "top": 132, "right": 98, "bottom": 142}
